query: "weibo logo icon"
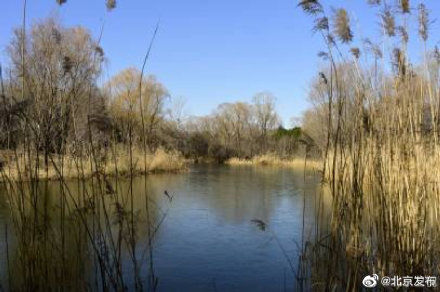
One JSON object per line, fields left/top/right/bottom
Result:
{"left": 362, "top": 274, "right": 379, "bottom": 288}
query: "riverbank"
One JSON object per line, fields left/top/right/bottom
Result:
{"left": 225, "top": 154, "right": 322, "bottom": 170}
{"left": 0, "top": 148, "right": 188, "bottom": 182}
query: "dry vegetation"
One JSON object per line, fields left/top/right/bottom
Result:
{"left": 226, "top": 154, "right": 322, "bottom": 170}
{"left": 0, "top": 147, "right": 187, "bottom": 182}
{"left": 297, "top": 0, "right": 440, "bottom": 290}
{"left": 5, "top": 0, "right": 439, "bottom": 290}
{"left": 0, "top": 17, "right": 315, "bottom": 178}
{"left": 0, "top": 1, "right": 179, "bottom": 290}
{"left": 0, "top": 1, "right": 313, "bottom": 289}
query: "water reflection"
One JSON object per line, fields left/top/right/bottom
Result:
{"left": 0, "top": 164, "right": 326, "bottom": 291}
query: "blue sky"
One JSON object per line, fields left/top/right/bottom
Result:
{"left": 1, "top": 0, "right": 439, "bottom": 125}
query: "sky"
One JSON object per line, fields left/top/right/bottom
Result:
{"left": 1, "top": 0, "right": 440, "bottom": 125}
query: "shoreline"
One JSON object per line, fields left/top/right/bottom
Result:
{"left": 225, "top": 155, "right": 322, "bottom": 170}
{"left": 0, "top": 151, "right": 323, "bottom": 183}
{"left": 0, "top": 148, "right": 188, "bottom": 183}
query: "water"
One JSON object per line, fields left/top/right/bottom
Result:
{"left": 0, "top": 164, "right": 326, "bottom": 291}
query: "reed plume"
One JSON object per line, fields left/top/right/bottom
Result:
{"left": 333, "top": 9, "right": 353, "bottom": 43}
{"left": 350, "top": 47, "right": 360, "bottom": 59}
{"left": 106, "top": 0, "right": 116, "bottom": 11}
{"left": 418, "top": 3, "right": 429, "bottom": 42}
{"left": 298, "top": 0, "right": 323, "bottom": 16}
{"left": 381, "top": 9, "right": 395, "bottom": 37}
{"left": 400, "top": 0, "right": 410, "bottom": 14}
{"left": 313, "top": 17, "right": 329, "bottom": 33}
{"left": 397, "top": 25, "right": 409, "bottom": 44}
{"left": 367, "top": 0, "right": 381, "bottom": 5}
{"left": 363, "top": 38, "right": 382, "bottom": 59}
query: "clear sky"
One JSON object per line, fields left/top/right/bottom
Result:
{"left": 1, "top": 0, "right": 439, "bottom": 125}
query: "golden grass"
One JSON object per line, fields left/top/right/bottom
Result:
{"left": 225, "top": 154, "right": 322, "bottom": 170}
{"left": 0, "top": 147, "right": 188, "bottom": 182}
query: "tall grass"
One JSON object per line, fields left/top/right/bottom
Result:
{"left": 0, "top": 147, "right": 187, "bottom": 181}
{"left": 0, "top": 3, "right": 173, "bottom": 290}
{"left": 226, "top": 154, "right": 322, "bottom": 170}
{"left": 298, "top": 0, "right": 440, "bottom": 290}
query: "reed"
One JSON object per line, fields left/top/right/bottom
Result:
{"left": 226, "top": 154, "right": 322, "bottom": 170}
{"left": 298, "top": 0, "right": 440, "bottom": 290}
{"left": 0, "top": 147, "right": 187, "bottom": 182}
{"left": 0, "top": 2, "right": 171, "bottom": 290}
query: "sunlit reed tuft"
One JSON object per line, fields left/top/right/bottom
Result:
{"left": 400, "top": 0, "right": 410, "bottom": 14}
{"left": 333, "top": 9, "right": 353, "bottom": 43}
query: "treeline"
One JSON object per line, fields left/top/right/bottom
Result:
{"left": 0, "top": 17, "right": 316, "bottom": 167}
{"left": 171, "top": 94, "right": 318, "bottom": 162}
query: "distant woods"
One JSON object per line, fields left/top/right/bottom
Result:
{"left": 178, "top": 92, "right": 316, "bottom": 162}
{"left": 0, "top": 17, "right": 315, "bottom": 168}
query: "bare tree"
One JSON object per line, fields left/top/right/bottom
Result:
{"left": 252, "top": 92, "right": 280, "bottom": 152}
{"left": 6, "top": 17, "right": 105, "bottom": 166}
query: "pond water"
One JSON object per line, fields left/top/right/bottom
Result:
{"left": 0, "top": 164, "right": 327, "bottom": 291}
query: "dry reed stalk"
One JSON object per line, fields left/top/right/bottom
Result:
{"left": 226, "top": 154, "right": 322, "bottom": 170}
{"left": 299, "top": 1, "right": 440, "bottom": 289}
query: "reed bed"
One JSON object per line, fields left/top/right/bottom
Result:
{"left": 0, "top": 147, "right": 187, "bottom": 182}
{"left": 226, "top": 154, "right": 322, "bottom": 170}
{"left": 296, "top": 0, "right": 440, "bottom": 290}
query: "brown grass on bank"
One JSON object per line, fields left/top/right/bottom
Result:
{"left": 0, "top": 147, "right": 188, "bottom": 182}
{"left": 225, "top": 154, "right": 322, "bottom": 170}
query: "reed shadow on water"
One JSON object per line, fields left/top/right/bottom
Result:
{"left": 0, "top": 164, "right": 324, "bottom": 291}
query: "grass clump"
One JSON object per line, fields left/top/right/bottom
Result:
{"left": 0, "top": 147, "right": 187, "bottom": 182}
{"left": 226, "top": 154, "right": 322, "bottom": 170}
